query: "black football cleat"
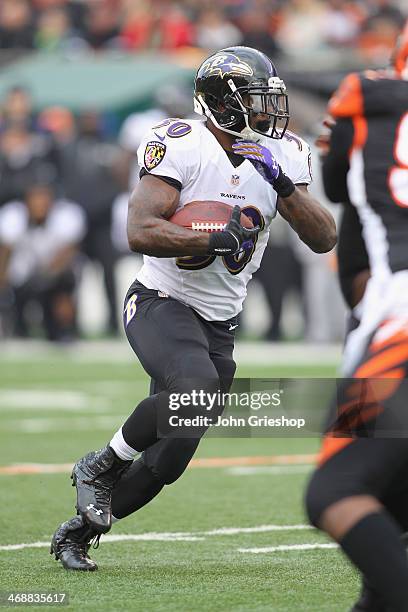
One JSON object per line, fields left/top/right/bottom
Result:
{"left": 50, "top": 516, "right": 99, "bottom": 571}
{"left": 350, "top": 578, "right": 386, "bottom": 612}
{"left": 71, "top": 445, "right": 132, "bottom": 533}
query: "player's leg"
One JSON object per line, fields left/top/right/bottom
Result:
{"left": 71, "top": 285, "right": 223, "bottom": 531}
{"left": 305, "top": 344, "right": 408, "bottom": 612}
{"left": 306, "top": 438, "right": 408, "bottom": 611}
{"left": 110, "top": 314, "right": 237, "bottom": 520}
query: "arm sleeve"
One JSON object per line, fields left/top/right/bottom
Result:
{"left": 321, "top": 118, "right": 354, "bottom": 203}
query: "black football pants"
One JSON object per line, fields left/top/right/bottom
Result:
{"left": 111, "top": 281, "right": 236, "bottom": 518}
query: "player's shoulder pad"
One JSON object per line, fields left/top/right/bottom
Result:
{"left": 138, "top": 118, "right": 201, "bottom": 172}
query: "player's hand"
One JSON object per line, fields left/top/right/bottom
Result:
{"left": 232, "top": 141, "right": 280, "bottom": 184}
{"left": 232, "top": 141, "right": 295, "bottom": 198}
{"left": 225, "top": 205, "right": 260, "bottom": 250}
{"left": 208, "top": 205, "right": 260, "bottom": 255}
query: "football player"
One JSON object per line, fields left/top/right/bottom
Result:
{"left": 50, "top": 46, "right": 336, "bottom": 571}
{"left": 306, "top": 22, "right": 408, "bottom": 611}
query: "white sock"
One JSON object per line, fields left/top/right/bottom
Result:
{"left": 110, "top": 428, "right": 137, "bottom": 461}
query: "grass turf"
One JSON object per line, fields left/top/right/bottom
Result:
{"left": 0, "top": 347, "right": 359, "bottom": 611}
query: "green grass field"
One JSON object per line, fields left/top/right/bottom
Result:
{"left": 0, "top": 343, "right": 360, "bottom": 611}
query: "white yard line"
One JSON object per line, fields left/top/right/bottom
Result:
{"left": 239, "top": 543, "right": 338, "bottom": 553}
{"left": 0, "top": 390, "right": 96, "bottom": 410}
{"left": 0, "top": 524, "right": 314, "bottom": 552}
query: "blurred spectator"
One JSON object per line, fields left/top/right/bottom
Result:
{"left": 238, "top": 8, "right": 281, "bottom": 58}
{"left": 0, "top": 122, "right": 60, "bottom": 206}
{"left": 37, "top": 105, "right": 76, "bottom": 146}
{"left": 157, "top": 4, "right": 195, "bottom": 49}
{"left": 365, "top": 0, "right": 406, "bottom": 29}
{"left": 84, "top": 1, "right": 121, "bottom": 50}
{"left": 34, "top": 6, "right": 84, "bottom": 52}
{"left": 254, "top": 216, "right": 303, "bottom": 341}
{"left": 60, "top": 110, "right": 121, "bottom": 334}
{"left": 0, "top": 86, "right": 34, "bottom": 129}
{"left": 195, "top": 8, "right": 242, "bottom": 50}
{"left": 277, "top": 0, "right": 328, "bottom": 54}
{"left": 120, "top": 0, "right": 155, "bottom": 50}
{"left": 358, "top": 0, "right": 405, "bottom": 61}
{"left": 322, "top": 0, "right": 362, "bottom": 47}
{"left": 0, "top": 0, "right": 34, "bottom": 50}
{"left": 0, "top": 182, "right": 86, "bottom": 340}
{"left": 120, "top": 1, "right": 194, "bottom": 50}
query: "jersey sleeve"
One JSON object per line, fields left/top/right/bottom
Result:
{"left": 292, "top": 142, "right": 313, "bottom": 185}
{"left": 137, "top": 120, "right": 199, "bottom": 189}
{"left": 280, "top": 134, "right": 313, "bottom": 186}
{"left": 0, "top": 202, "right": 27, "bottom": 246}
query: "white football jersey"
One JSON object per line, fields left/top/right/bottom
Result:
{"left": 136, "top": 118, "right": 311, "bottom": 321}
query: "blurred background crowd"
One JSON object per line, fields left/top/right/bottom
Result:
{"left": 0, "top": 0, "right": 406, "bottom": 59}
{"left": 0, "top": 0, "right": 406, "bottom": 344}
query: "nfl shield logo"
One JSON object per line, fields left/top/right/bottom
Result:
{"left": 231, "top": 174, "right": 240, "bottom": 186}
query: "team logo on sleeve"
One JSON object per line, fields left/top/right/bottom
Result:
{"left": 144, "top": 141, "right": 166, "bottom": 170}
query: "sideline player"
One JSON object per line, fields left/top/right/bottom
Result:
{"left": 50, "top": 46, "right": 336, "bottom": 570}
{"left": 306, "top": 24, "right": 408, "bottom": 611}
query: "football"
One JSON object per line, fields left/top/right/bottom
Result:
{"left": 168, "top": 201, "right": 253, "bottom": 232}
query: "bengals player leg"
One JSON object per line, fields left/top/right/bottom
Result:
{"left": 305, "top": 320, "right": 408, "bottom": 611}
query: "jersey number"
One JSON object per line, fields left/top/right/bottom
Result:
{"left": 389, "top": 112, "right": 408, "bottom": 208}
{"left": 176, "top": 206, "right": 265, "bottom": 275}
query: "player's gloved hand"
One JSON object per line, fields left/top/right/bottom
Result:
{"left": 232, "top": 140, "right": 295, "bottom": 198}
{"left": 208, "top": 205, "right": 260, "bottom": 255}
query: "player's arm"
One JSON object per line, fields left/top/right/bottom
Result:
{"left": 338, "top": 205, "right": 370, "bottom": 308}
{"left": 127, "top": 174, "right": 211, "bottom": 257}
{"left": 232, "top": 141, "right": 337, "bottom": 253}
{"left": 127, "top": 175, "right": 258, "bottom": 257}
{"left": 277, "top": 185, "right": 337, "bottom": 253}
{"left": 321, "top": 119, "right": 354, "bottom": 203}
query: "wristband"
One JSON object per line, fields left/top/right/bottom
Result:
{"left": 208, "top": 231, "right": 240, "bottom": 255}
{"left": 273, "top": 169, "right": 296, "bottom": 198}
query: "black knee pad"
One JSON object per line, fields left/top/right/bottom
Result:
{"left": 142, "top": 437, "right": 201, "bottom": 485}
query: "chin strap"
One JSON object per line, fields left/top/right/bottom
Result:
{"left": 236, "top": 127, "right": 263, "bottom": 143}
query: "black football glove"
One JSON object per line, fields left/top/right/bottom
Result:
{"left": 208, "top": 205, "right": 261, "bottom": 255}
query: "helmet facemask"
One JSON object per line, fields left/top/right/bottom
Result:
{"left": 195, "top": 76, "right": 290, "bottom": 142}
